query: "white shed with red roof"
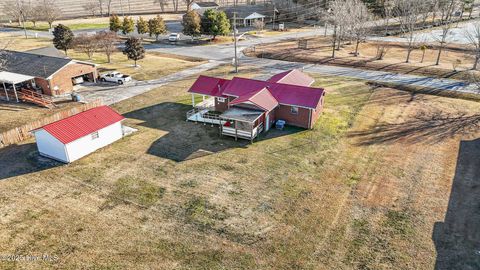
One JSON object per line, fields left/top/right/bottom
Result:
{"left": 32, "top": 106, "right": 125, "bottom": 163}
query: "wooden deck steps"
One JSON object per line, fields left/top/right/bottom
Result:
{"left": 19, "top": 89, "right": 56, "bottom": 108}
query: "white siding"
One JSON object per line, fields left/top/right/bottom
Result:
{"left": 34, "top": 129, "right": 69, "bottom": 163}
{"left": 65, "top": 122, "right": 123, "bottom": 162}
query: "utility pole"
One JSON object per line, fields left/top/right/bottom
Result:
{"left": 233, "top": 12, "right": 238, "bottom": 73}
{"left": 272, "top": 4, "right": 276, "bottom": 30}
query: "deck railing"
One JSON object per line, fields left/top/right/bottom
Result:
{"left": 222, "top": 122, "right": 264, "bottom": 140}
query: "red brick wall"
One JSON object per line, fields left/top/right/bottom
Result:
{"left": 49, "top": 63, "right": 97, "bottom": 96}
{"left": 275, "top": 104, "right": 312, "bottom": 129}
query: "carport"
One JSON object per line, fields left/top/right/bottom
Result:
{"left": 0, "top": 71, "right": 35, "bottom": 102}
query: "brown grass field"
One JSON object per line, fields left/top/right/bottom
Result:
{"left": 247, "top": 36, "right": 480, "bottom": 81}
{"left": 0, "top": 64, "right": 479, "bottom": 269}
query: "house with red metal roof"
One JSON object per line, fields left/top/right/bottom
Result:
{"left": 32, "top": 106, "right": 125, "bottom": 163}
{"left": 187, "top": 69, "right": 325, "bottom": 141}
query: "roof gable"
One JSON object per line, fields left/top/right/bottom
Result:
{"left": 268, "top": 69, "right": 314, "bottom": 86}
{"left": 39, "top": 106, "right": 125, "bottom": 144}
{"left": 230, "top": 88, "right": 278, "bottom": 111}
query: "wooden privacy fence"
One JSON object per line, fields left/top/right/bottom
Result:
{"left": 0, "top": 100, "right": 103, "bottom": 148}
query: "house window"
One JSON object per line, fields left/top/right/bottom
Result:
{"left": 91, "top": 131, "right": 99, "bottom": 140}
{"left": 217, "top": 97, "right": 226, "bottom": 103}
{"left": 291, "top": 106, "right": 299, "bottom": 115}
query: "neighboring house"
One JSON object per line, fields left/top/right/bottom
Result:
{"left": 222, "top": 5, "right": 271, "bottom": 27}
{"left": 187, "top": 69, "right": 325, "bottom": 141}
{"left": 32, "top": 106, "right": 125, "bottom": 163}
{"left": 0, "top": 47, "right": 97, "bottom": 100}
{"left": 191, "top": 2, "right": 219, "bottom": 15}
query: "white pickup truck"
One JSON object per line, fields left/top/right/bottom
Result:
{"left": 100, "top": 72, "right": 132, "bottom": 85}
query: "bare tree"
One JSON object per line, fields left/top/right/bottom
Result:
{"left": 394, "top": 0, "right": 422, "bottom": 63}
{"left": 96, "top": 31, "right": 118, "bottom": 63}
{"left": 434, "top": 0, "right": 460, "bottom": 65}
{"left": 73, "top": 34, "right": 99, "bottom": 59}
{"left": 171, "top": 0, "right": 180, "bottom": 12}
{"left": 383, "top": 0, "right": 395, "bottom": 36}
{"left": 350, "top": 0, "right": 371, "bottom": 56}
{"left": 3, "top": 0, "right": 24, "bottom": 25}
{"left": 328, "top": 0, "right": 353, "bottom": 57}
{"left": 154, "top": 0, "right": 168, "bottom": 12}
{"left": 38, "top": 0, "right": 61, "bottom": 29}
{"left": 83, "top": 1, "right": 100, "bottom": 17}
{"left": 107, "top": 0, "right": 114, "bottom": 15}
{"left": 463, "top": 21, "right": 480, "bottom": 69}
{"left": 97, "top": 0, "right": 104, "bottom": 16}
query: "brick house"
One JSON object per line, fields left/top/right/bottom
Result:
{"left": 0, "top": 47, "right": 97, "bottom": 97}
{"left": 187, "top": 69, "right": 326, "bottom": 141}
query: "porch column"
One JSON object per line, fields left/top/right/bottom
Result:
{"left": 2, "top": 82, "right": 8, "bottom": 101}
{"left": 202, "top": 95, "right": 205, "bottom": 101}
{"left": 191, "top": 93, "right": 195, "bottom": 107}
{"left": 12, "top": 84, "right": 19, "bottom": 102}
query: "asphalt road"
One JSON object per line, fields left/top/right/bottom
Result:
{"left": 146, "top": 29, "right": 478, "bottom": 94}
{"left": 2, "top": 20, "right": 477, "bottom": 94}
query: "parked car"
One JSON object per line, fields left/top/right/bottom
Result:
{"left": 100, "top": 72, "right": 132, "bottom": 85}
{"left": 168, "top": 33, "right": 180, "bottom": 42}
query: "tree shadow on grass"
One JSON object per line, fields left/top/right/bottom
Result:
{"left": 432, "top": 138, "right": 480, "bottom": 270}
{"left": 0, "top": 143, "right": 62, "bottom": 180}
{"left": 124, "top": 102, "right": 302, "bottom": 162}
{"left": 348, "top": 112, "right": 480, "bottom": 145}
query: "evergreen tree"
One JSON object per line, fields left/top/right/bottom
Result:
{"left": 201, "top": 9, "right": 230, "bottom": 40}
{"left": 182, "top": 10, "right": 202, "bottom": 38}
{"left": 123, "top": 37, "right": 145, "bottom": 67}
{"left": 122, "top": 16, "right": 135, "bottom": 35}
{"left": 52, "top": 24, "right": 74, "bottom": 55}
{"left": 148, "top": 15, "right": 167, "bottom": 41}
{"left": 109, "top": 14, "right": 122, "bottom": 32}
{"left": 136, "top": 16, "right": 149, "bottom": 35}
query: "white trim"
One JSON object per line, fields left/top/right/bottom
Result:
{"left": 279, "top": 102, "right": 315, "bottom": 110}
